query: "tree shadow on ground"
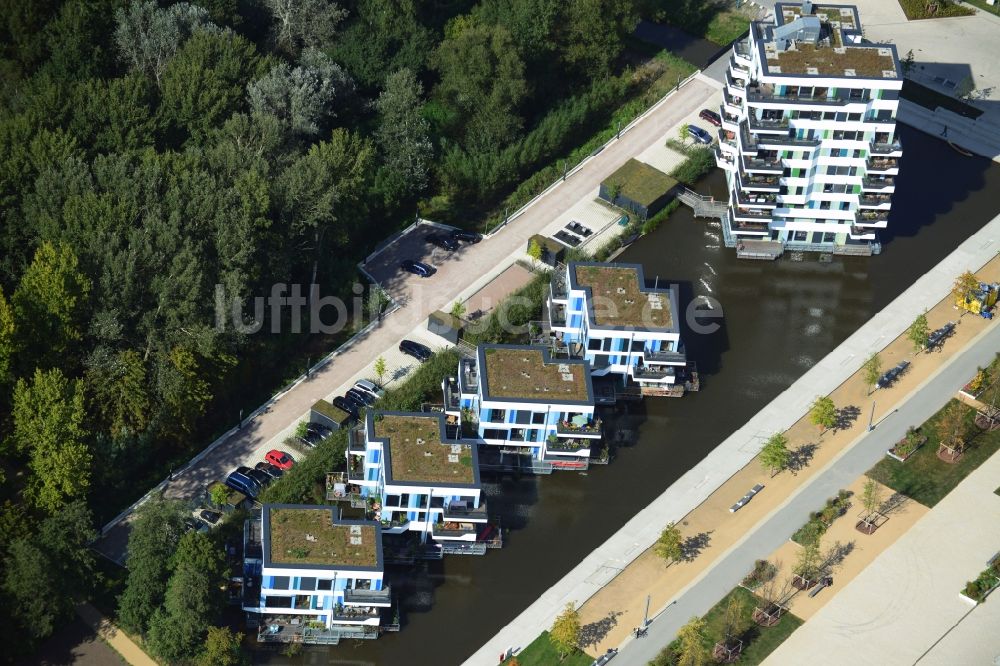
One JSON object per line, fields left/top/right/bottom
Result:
{"left": 879, "top": 491, "right": 910, "bottom": 517}
{"left": 681, "top": 531, "right": 712, "bottom": 561}
{"left": 836, "top": 405, "right": 861, "bottom": 431}
{"left": 788, "top": 443, "right": 818, "bottom": 474}
{"left": 822, "top": 541, "right": 855, "bottom": 572}
{"left": 579, "top": 610, "right": 623, "bottom": 649}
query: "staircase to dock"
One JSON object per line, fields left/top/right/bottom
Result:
{"left": 677, "top": 188, "right": 728, "bottom": 219}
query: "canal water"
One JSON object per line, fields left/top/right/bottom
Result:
{"left": 256, "top": 128, "right": 1000, "bottom": 666}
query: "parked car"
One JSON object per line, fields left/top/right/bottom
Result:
{"left": 184, "top": 517, "right": 210, "bottom": 534}
{"left": 256, "top": 461, "right": 284, "bottom": 480}
{"left": 199, "top": 509, "right": 223, "bottom": 525}
{"left": 264, "top": 449, "right": 294, "bottom": 470}
{"left": 245, "top": 467, "right": 272, "bottom": 488}
{"left": 224, "top": 471, "right": 260, "bottom": 498}
{"left": 346, "top": 387, "right": 376, "bottom": 407}
{"left": 400, "top": 259, "right": 434, "bottom": 277}
{"left": 687, "top": 124, "right": 713, "bottom": 144}
{"left": 332, "top": 395, "right": 358, "bottom": 418}
{"left": 342, "top": 391, "right": 368, "bottom": 412}
{"left": 399, "top": 339, "right": 432, "bottom": 362}
{"left": 699, "top": 108, "right": 722, "bottom": 127}
{"left": 354, "top": 379, "right": 384, "bottom": 400}
{"left": 426, "top": 233, "right": 459, "bottom": 251}
{"left": 450, "top": 229, "right": 483, "bottom": 244}
{"left": 307, "top": 422, "right": 332, "bottom": 437}
{"left": 298, "top": 429, "right": 323, "bottom": 448}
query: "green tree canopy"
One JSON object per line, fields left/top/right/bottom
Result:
{"left": 907, "top": 311, "right": 929, "bottom": 352}
{"left": 809, "top": 395, "right": 837, "bottom": 432}
{"left": 549, "top": 602, "right": 581, "bottom": 659}
{"left": 654, "top": 521, "right": 683, "bottom": 564}
{"left": 759, "top": 432, "right": 790, "bottom": 477}
{"left": 375, "top": 68, "right": 433, "bottom": 205}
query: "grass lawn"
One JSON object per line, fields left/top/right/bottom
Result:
{"left": 652, "top": 587, "right": 802, "bottom": 665}
{"left": 867, "top": 399, "right": 1000, "bottom": 507}
{"left": 505, "top": 631, "right": 592, "bottom": 666}
{"left": 704, "top": 10, "right": 750, "bottom": 46}
{"left": 901, "top": 79, "right": 983, "bottom": 119}
{"left": 963, "top": 0, "right": 1000, "bottom": 15}
{"left": 897, "top": 0, "right": 974, "bottom": 19}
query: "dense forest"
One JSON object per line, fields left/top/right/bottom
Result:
{"left": 0, "top": 0, "right": 715, "bottom": 661}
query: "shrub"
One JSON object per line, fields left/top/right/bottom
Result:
{"left": 670, "top": 146, "right": 715, "bottom": 186}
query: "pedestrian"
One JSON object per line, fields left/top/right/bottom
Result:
{"left": 168, "top": 468, "right": 174, "bottom": 481}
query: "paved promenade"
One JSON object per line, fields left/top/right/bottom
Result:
{"left": 92, "top": 77, "right": 720, "bottom": 564}
{"left": 465, "top": 209, "right": 1000, "bottom": 665}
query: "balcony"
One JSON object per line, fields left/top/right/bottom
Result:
{"left": 631, "top": 364, "right": 675, "bottom": 381}
{"left": 734, "top": 188, "right": 777, "bottom": 207}
{"left": 746, "top": 83, "right": 861, "bottom": 106}
{"left": 733, "top": 39, "right": 750, "bottom": 60}
{"left": 443, "top": 501, "right": 488, "bottom": 522}
{"left": 547, "top": 299, "right": 567, "bottom": 327}
{"left": 870, "top": 140, "right": 902, "bottom": 155}
{"left": 348, "top": 426, "right": 366, "bottom": 454}
{"left": 347, "top": 458, "right": 366, "bottom": 482}
{"left": 748, "top": 115, "right": 789, "bottom": 131}
{"left": 443, "top": 376, "right": 460, "bottom": 412}
{"left": 643, "top": 349, "right": 687, "bottom": 365}
{"left": 432, "top": 522, "right": 478, "bottom": 539}
{"left": 738, "top": 122, "right": 758, "bottom": 154}
{"left": 858, "top": 193, "right": 892, "bottom": 208}
{"left": 738, "top": 171, "right": 780, "bottom": 191}
{"left": 344, "top": 586, "right": 392, "bottom": 606}
{"left": 857, "top": 210, "right": 890, "bottom": 224}
{"left": 725, "top": 70, "right": 746, "bottom": 92}
{"left": 862, "top": 176, "right": 895, "bottom": 190}
{"left": 718, "top": 128, "right": 737, "bottom": 149}
{"left": 729, "top": 57, "right": 750, "bottom": 79}
{"left": 742, "top": 156, "right": 782, "bottom": 174}
{"left": 866, "top": 157, "right": 899, "bottom": 173}
{"left": 556, "top": 417, "right": 602, "bottom": 437}
{"left": 545, "top": 437, "right": 593, "bottom": 454}
{"left": 550, "top": 272, "right": 568, "bottom": 300}
{"left": 731, "top": 206, "right": 773, "bottom": 222}
{"left": 331, "top": 606, "right": 382, "bottom": 621}
{"left": 728, "top": 210, "right": 771, "bottom": 234}
{"left": 458, "top": 356, "right": 479, "bottom": 394}
{"left": 723, "top": 90, "right": 744, "bottom": 110}
{"left": 756, "top": 132, "right": 820, "bottom": 149}
{"left": 715, "top": 147, "right": 736, "bottom": 171}
{"left": 378, "top": 515, "right": 410, "bottom": 532}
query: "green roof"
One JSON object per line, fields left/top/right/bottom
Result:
{"left": 268, "top": 508, "right": 378, "bottom": 567}
{"left": 312, "top": 399, "right": 350, "bottom": 424}
{"left": 573, "top": 264, "right": 673, "bottom": 329}
{"left": 374, "top": 414, "right": 475, "bottom": 484}
{"left": 482, "top": 347, "right": 591, "bottom": 402}
{"left": 603, "top": 159, "right": 677, "bottom": 207}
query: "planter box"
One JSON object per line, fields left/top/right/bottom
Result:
{"left": 886, "top": 435, "right": 927, "bottom": 462}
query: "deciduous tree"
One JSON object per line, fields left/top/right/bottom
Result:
{"left": 907, "top": 311, "right": 929, "bottom": 352}
{"left": 0, "top": 286, "right": 14, "bottom": 386}
{"left": 809, "top": 395, "right": 837, "bottom": 433}
{"left": 953, "top": 270, "right": 980, "bottom": 303}
{"left": 862, "top": 353, "right": 881, "bottom": 394}
{"left": 262, "top": 0, "right": 346, "bottom": 55}
{"left": 860, "top": 478, "right": 883, "bottom": 527}
{"left": 654, "top": 521, "right": 683, "bottom": 565}
{"left": 373, "top": 356, "right": 388, "bottom": 386}
{"left": 676, "top": 616, "right": 709, "bottom": 666}
{"left": 375, "top": 68, "right": 433, "bottom": 204}
{"left": 759, "top": 432, "right": 790, "bottom": 477}
{"left": 85, "top": 348, "right": 151, "bottom": 438}
{"left": 199, "top": 626, "right": 245, "bottom": 666}
{"left": 113, "top": 1, "right": 217, "bottom": 85}
{"left": 549, "top": 602, "right": 581, "bottom": 659}
{"left": 11, "top": 368, "right": 91, "bottom": 512}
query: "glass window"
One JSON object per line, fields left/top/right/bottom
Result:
{"left": 272, "top": 576, "right": 289, "bottom": 590}
{"left": 300, "top": 577, "right": 317, "bottom": 591}
{"left": 532, "top": 412, "right": 545, "bottom": 424}
{"left": 317, "top": 579, "right": 333, "bottom": 591}
{"left": 587, "top": 338, "right": 601, "bottom": 351}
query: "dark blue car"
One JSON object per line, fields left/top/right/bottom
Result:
{"left": 225, "top": 470, "right": 260, "bottom": 498}
{"left": 687, "top": 124, "right": 713, "bottom": 144}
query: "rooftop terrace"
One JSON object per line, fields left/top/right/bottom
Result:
{"left": 482, "top": 347, "right": 591, "bottom": 402}
{"left": 573, "top": 264, "right": 673, "bottom": 329}
{"left": 267, "top": 507, "right": 378, "bottom": 568}
{"left": 374, "top": 414, "right": 475, "bottom": 485}
{"left": 763, "top": 4, "right": 898, "bottom": 79}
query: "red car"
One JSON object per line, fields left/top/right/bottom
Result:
{"left": 265, "top": 449, "right": 294, "bottom": 470}
{"left": 699, "top": 108, "right": 722, "bottom": 127}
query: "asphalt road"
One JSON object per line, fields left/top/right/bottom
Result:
{"left": 616, "top": 318, "right": 1000, "bottom": 664}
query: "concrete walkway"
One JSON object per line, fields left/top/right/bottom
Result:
{"left": 465, "top": 206, "right": 1000, "bottom": 664}
{"left": 92, "top": 76, "right": 720, "bottom": 564}
{"left": 75, "top": 604, "right": 158, "bottom": 666}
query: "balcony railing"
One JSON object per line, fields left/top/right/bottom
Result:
{"left": 548, "top": 299, "right": 566, "bottom": 326}
{"left": 749, "top": 116, "right": 789, "bottom": 131}
{"left": 870, "top": 141, "right": 902, "bottom": 154}
{"left": 734, "top": 40, "right": 750, "bottom": 59}
{"left": 735, "top": 189, "right": 777, "bottom": 206}
{"left": 742, "top": 156, "right": 782, "bottom": 173}
{"left": 378, "top": 515, "right": 410, "bottom": 529}
{"left": 859, "top": 194, "right": 892, "bottom": 207}
{"left": 331, "top": 606, "right": 382, "bottom": 621}
{"left": 459, "top": 357, "right": 479, "bottom": 393}
{"left": 556, "top": 419, "right": 602, "bottom": 436}
{"left": 862, "top": 177, "right": 895, "bottom": 190}
{"left": 858, "top": 210, "right": 890, "bottom": 223}
{"left": 546, "top": 438, "right": 592, "bottom": 453}
{"left": 739, "top": 171, "right": 780, "bottom": 189}
{"left": 723, "top": 90, "right": 744, "bottom": 109}
{"left": 747, "top": 84, "right": 863, "bottom": 106}
{"left": 756, "top": 133, "right": 820, "bottom": 148}
{"left": 443, "top": 502, "right": 488, "bottom": 521}
{"left": 731, "top": 205, "right": 773, "bottom": 221}
{"left": 550, "top": 272, "right": 567, "bottom": 300}
{"left": 867, "top": 158, "right": 898, "bottom": 171}
{"left": 344, "top": 587, "right": 392, "bottom": 605}
{"left": 728, "top": 210, "right": 771, "bottom": 233}
{"left": 643, "top": 349, "right": 687, "bottom": 364}
{"left": 632, "top": 365, "right": 675, "bottom": 380}
{"left": 725, "top": 71, "right": 746, "bottom": 91}
{"left": 432, "top": 522, "right": 478, "bottom": 538}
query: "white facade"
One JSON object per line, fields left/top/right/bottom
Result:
{"left": 243, "top": 505, "right": 389, "bottom": 633}
{"left": 548, "top": 262, "right": 685, "bottom": 387}
{"left": 716, "top": 2, "right": 903, "bottom": 255}
{"left": 449, "top": 344, "right": 599, "bottom": 470}
{"left": 351, "top": 411, "right": 486, "bottom": 545}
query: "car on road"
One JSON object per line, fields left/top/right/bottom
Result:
{"left": 400, "top": 259, "right": 434, "bottom": 277}
{"left": 426, "top": 233, "right": 459, "bottom": 251}
{"left": 687, "top": 124, "right": 713, "bottom": 144}
{"left": 699, "top": 108, "right": 722, "bottom": 127}
{"left": 264, "top": 449, "right": 294, "bottom": 470}
{"left": 332, "top": 395, "right": 358, "bottom": 418}
{"left": 199, "top": 509, "right": 222, "bottom": 525}
{"left": 224, "top": 471, "right": 260, "bottom": 498}
{"left": 450, "top": 229, "right": 483, "bottom": 244}
{"left": 256, "top": 461, "right": 284, "bottom": 480}
{"left": 354, "top": 379, "right": 383, "bottom": 400}
{"left": 399, "top": 339, "right": 432, "bottom": 362}
{"left": 346, "top": 387, "right": 376, "bottom": 407}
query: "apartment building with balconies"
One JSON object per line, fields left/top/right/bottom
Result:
{"left": 244, "top": 504, "right": 390, "bottom": 643}
{"left": 447, "top": 344, "right": 601, "bottom": 470}
{"left": 351, "top": 411, "right": 489, "bottom": 549}
{"left": 717, "top": 1, "right": 902, "bottom": 256}
{"left": 547, "top": 262, "right": 686, "bottom": 389}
